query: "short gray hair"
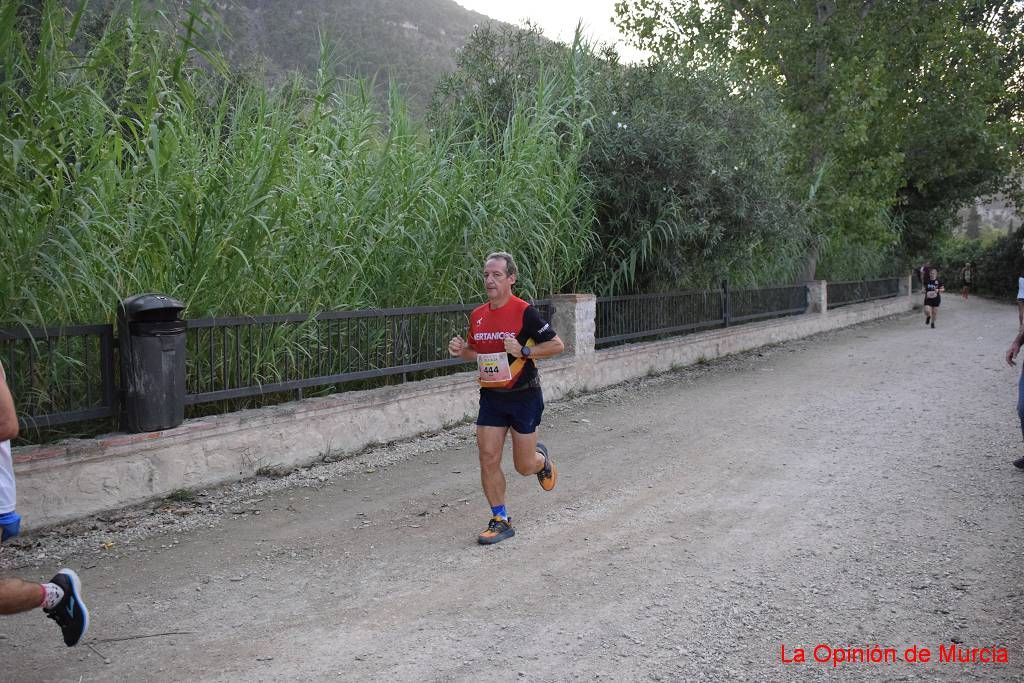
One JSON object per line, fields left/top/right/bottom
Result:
{"left": 484, "top": 251, "right": 518, "bottom": 278}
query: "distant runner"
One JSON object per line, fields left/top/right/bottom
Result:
{"left": 960, "top": 262, "right": 974, "bottom": 300}
{"left": 448, "top": 252, "right": 564, "bottom": 544}
{"left": 923, "top": 268, "right": 944, "bottom": 329}
{"left": 917, "top": 263, "right": 932, "bottom": 289}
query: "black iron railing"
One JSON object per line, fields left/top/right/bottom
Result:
{"left": 827, "top": 278, "right": 901, "bottom": 309}
{"left": 596, "top": 284, "right": 808, "bottom": 349}
{"left": 0, "top": 324, "right": 116, "bottom": 429}
{"left": 595, "top": 290, "right": 726, "bottom": 348}
{"left": 2, "top": 276, "right": 902, "bottom": 433}
{"left": 185, "top": 301, "right": 552, "bottom": 406}
{"left": 730, "top": 285, "right": 809, "bottom": 323}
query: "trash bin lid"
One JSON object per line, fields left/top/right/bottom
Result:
{"left": 120, "top": 293, "right": 185, "bottom": 318}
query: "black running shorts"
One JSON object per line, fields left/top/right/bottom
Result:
{"left": 476, "top": 388, "right": 544, "bottom": 434}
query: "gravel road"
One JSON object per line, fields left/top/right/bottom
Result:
{"left": 2, "top": 295, "right": 1022, "bottom": 682}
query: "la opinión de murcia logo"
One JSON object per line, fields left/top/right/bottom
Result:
{"left": 780, "top": 643, "right": 1010, "bottom": 667}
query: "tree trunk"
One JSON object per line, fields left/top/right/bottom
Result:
{"left": 800, "top": 2, "right": 834, "bottom": 283}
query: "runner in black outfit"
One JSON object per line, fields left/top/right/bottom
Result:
{"left": 923, "top": 268, "right": 944, "bottom": 329}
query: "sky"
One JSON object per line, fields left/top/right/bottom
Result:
{"left": 451, "top": 0, "right": 648, "bottom": 63}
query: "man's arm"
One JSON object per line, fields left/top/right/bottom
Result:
{"left": 0, "top": 362, "right": 18, "bottom": 442}
{"left": 1006, "top": 327, "right": 1024, "bottom": 367}
{"left": 448, "top": 335, "right": 478, "bottom": 362}
{"left": 505, "top": 335, "right": 564, "bottom": 359}
{"left": 504, "top": 305, "right": 564, "bottom": 359}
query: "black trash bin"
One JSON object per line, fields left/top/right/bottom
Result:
{"left": 117, "top": 293, "right": 186, "bottom": 433}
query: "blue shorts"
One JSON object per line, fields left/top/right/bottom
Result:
{"left": 0, "top": 510, "right": 21, "bottom": 542}
{"left": 477, "top": 388, "right": 544, "bottom": 434}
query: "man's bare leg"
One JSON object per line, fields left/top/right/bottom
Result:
{"left": 0, "top": 578, "right": 44, "bottom": 614}
{"left": 511, "top": 429, "right": 556, "bottom": 491}
{"left": 509, "top": 429, "right": 545, "bottom": 476}
{"left": 477, "top": 426, "right": 509, "bottom": 508}
{"left": 0, "top": 571, "right": 89, "bottom": 646}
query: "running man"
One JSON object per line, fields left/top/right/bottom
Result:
{"left": 448, "top": 252, "right": 564, "bottom": 544}
{"left": 1, "top": 361, "right": 89, "bottom": 646}
{"left": 923, "top": 268, "right": 944, "bottom": 329}
{"left": 1004, "top": 327, "right": 1024, "bottom": 470}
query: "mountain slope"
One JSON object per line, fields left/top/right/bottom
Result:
{"left": 205, "top": 0, "right": 502, "bottom": 113}
{"left": 67, "top": 0, "right": 502, "bottom": 113}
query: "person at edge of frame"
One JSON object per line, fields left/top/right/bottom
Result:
{"left": 1004, "top": 325, "right": 1024, "bottom": 470}
{"left": 0, "top": 360, "right": 90, "bottom": 646}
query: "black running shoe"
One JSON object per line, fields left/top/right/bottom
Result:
{"left": 45, "top": 569, "right": 89, "bottom": 647}
{"left": 478, "top": 516, "right": 515, "bottom": 545}
{"left": 931, "top": 322, "right": 935, "bottom": 329}
{"left": 925, "top": 316, "right": 930, "bottom": 325}
{"left": 1013, "top": 456, "right": 1024, "bottom": 470}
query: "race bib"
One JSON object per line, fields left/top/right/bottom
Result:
{"left": 926, "top": 290, "right": 938, "bottom": 299}
{"left": 477, "top": 352, "right": 512, "bottom": 384}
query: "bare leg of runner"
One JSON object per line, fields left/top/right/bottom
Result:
{"left": 0, "top": 578, "right": 47, "bottom": 614}
{"left": 0, "top": 570, "right": 89, "bottom": 646}
{"left": 477, "top": 426, "right": 509, "bottom": 507}
{"left": 509, "top": 429, "right": 545, "bottom": 476}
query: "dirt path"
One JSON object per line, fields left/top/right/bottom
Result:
{"left": 2, "top": 296, "right": 1023, "bottom": 682}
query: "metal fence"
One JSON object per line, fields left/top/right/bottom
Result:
{"left": 0, "top": 324, "right": 116, "bottom": 429}
{"left": 4, "top": 275, "right": 905, "bottom": 432}
{"left": 595, "top": 284, "right": 808, "bottom": 348}
{"left": 595, "top": 290, "right": 725, "bottom": 348}
{"left": 827, "top": 278, "right": 901, "bottom": 309}
{"left": 730, "top": 285, "right": 809, "bottom": 324}
{"left": 185, "top": 301, "right": 552, "bottom": 407}
{"left": 1, "top": 301, "right": 557, "bottom": 432}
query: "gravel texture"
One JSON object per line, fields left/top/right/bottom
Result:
{"left": 2, "top": 295, "right": 1022, "bottom": 682}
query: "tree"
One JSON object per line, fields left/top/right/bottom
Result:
{"left": 889, "top": 2, "right": 1024, "bottom": 256}
{"left": 431, "top": 23, "right": 811, "bottom": 293}
{"left": 615, "top": 0, "right": 1023, "bottom": 275}
{"left": 584, "top": 62, "right": 811, "bottom": 292}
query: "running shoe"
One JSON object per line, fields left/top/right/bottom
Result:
{"left": 1013, "top": 456, "right": 1024, "bottom": 470}
{"left": 478, "top": 516, "right": 515, "bottom": 545}
{"left": 925, "top": 316, "right": 930, "bottom": 325}
{"left": 536, "top": 442, "right": 557, "bottom": 491}
{"left": 45, "top": 569, "right": 89, "bottom": 647}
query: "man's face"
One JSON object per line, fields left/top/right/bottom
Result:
{"left": 483, "top": 258, "right": 515, "bottom": 301}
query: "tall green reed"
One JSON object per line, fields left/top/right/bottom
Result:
{"left": 0, "top": 0, "right": 593, "bottom": 328}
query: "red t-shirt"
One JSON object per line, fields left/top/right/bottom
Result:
{"left": 467, "top": 295, "right": 556, "bottom": 390}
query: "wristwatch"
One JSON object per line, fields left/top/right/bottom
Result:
{"left": 520, "top": 345, "right": 531, "bottom": 358}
